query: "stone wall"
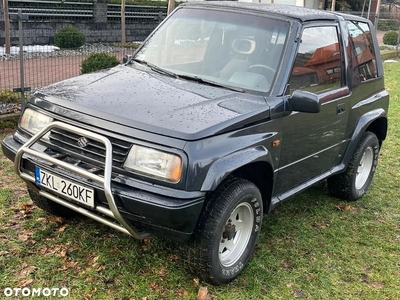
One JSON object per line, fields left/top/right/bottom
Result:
{"left": 3, "top": 21, "right": 160, "bottom": 45}
{"left": 0, "top": 1, "right": 165, "bottom": 45}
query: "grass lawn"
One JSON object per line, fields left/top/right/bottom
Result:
{"left": 1, "top": 63, "right": 400, "bottom": 299}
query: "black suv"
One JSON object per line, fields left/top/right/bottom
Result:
{"left": 2, "top": 2, "right": 389, "bottom": 284}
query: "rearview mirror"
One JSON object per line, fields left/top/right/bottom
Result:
{"left": 289, "top": 90, "right": 320, "bottom": 113}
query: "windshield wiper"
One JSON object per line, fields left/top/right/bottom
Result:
{"left": 177, "top": 74, "right": 244, "bottom": 93}
{"left": 130, "top": 58, "right": 178, "bottom": 78}
{"left": 129, "top": 59, "right": 243, "bottom": 92}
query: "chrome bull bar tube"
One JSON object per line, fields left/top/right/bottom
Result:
{"left": 14, "top": 121, "right": 149, "bottom": 239}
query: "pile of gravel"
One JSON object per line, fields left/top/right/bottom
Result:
{"left": 0, "top": 43, "right": 138, "bottom": 62}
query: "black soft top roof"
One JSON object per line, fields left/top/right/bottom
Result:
{"left": 181, "top": 2, "right": 366, "bottom": 23}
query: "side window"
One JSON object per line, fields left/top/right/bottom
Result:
{"left": 289, "top": 26, "right": 342, "bottom": 94}
{"left": 347, "top": 21, "right": 377, "bottom": 82}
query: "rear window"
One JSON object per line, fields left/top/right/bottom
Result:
{"left": 347, "top": 21, "right": 377, "bottom": 82}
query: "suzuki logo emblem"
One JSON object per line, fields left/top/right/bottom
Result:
{"left": 77, "top": 137, "right": 89, "bottom": 148}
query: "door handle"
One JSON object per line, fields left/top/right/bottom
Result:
{"left": 337, "top": 103, "right": 345, "bottom": 115}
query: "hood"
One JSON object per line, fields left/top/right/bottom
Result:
{"left": 35, "top": 64, "right": 270, "bottom": 140}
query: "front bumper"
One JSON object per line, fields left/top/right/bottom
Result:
{"left": 1, "top": 123, "right": 204, "bottom": 242}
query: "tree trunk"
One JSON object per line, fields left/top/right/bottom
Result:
{"left": 121, "top": 0, "right": 126, "bottom": 44}
{"left": 3, "top": 0, "right": 10, "bottom": 54}
{"left": 167, "top": 0, "right": 175, "bottom": 15}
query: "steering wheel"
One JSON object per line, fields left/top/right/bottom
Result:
{"left": 248, "top": 64, "right": 275, "bottom": 73}
{"left": 247, "top": 64, "right": 275, "bottom": 83}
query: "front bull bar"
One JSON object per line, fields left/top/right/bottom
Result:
{"left": 14, "top": 121, "right": 150, "bottom": 239}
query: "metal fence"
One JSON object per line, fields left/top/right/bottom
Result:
{"left": 8, "top": 0, "right": 94, "bottom": 21}
{"left": 0, "top": 1, "right": 166, "bottom": 96}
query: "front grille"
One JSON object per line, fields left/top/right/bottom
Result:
{"left": 49, "top": 128, "right": 131, "bottom": 167}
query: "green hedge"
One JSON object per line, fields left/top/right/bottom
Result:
{"left": 81, "top": 53, "right": 120, "bottom": 74}
{"left": 378, "top": 19, "right": 399, "bottom": 31}
{"left": 383, "top": 30, "right": 399, "bottom": 46}
{"left": 381, "top": 50, "right": 399, "bottom": 60}
{"left": 55, "top": 26, "right": 86, "bottom": 49}
{"left": 0, "top": 114, "right": 19, "bottom": 130}
{"left": 0, "top": 89, "right": 20, "bottom": 104}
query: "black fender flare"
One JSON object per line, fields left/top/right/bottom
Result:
{"left": 200, "top": 145, "right": 273, "bottom": 192}
{"left": 342, "top": 108, "right": 387, "bottom": 167}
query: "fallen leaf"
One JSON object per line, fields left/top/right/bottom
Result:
{"left": 66, "top": 260, "right": 79, "bottom": 268}
{"left": 193, "top": 278, "right": 200, "bottom": 286}
{"left": 197, "top": 286, "right": 208, "bottom": 300}
{"left": 313, "top": 222, "right": 329, "bottom": 229}
{"left": 169, "top": 254, "right": 179, "bottom": 261}
{"left": 369, "top": 282, "right": 384, "bottom": 289}
{"left": 292, "top": 290, "right": 306, "bottom": 298}
{"left": 240, "top": 279, "right": 248, "bottom": 286}
{"left": 286, "top": 282, "right": 294, "bottom": 288}
{"left": 335, "top": 205, "right": 351, "bottom": 211}
{"left": 361, "top": 273, "right": 384, "bottom": 289}
{"left": 149, "top": 282, "right": 159, "bottom": 291}
{"left": 58, "top": 225, "right": 67, "bottom": 232}
{"left": 175, "top": 289, "right": 189, "bottom": 297}
{"left": 97, "top": 265, "right": 105, "bottom": 272}
{"left": 38, "top": 246, "right": 48, "bottom": 255}
{"left": 142, "top": 238, "right": 151, "bottom": 245}
{"left": 0, "top": 251, "right": 9, "bottom": 256}
{"left": 156, "top": 267, "right": 169, "bottom": 278}
{"left": 280, "top": 261, "right": 294, "bottom": 269}
{"left": 17, "top": 279, "right": 33, "bottom": 288}
{"left": 18, "top": 234, "right": 30, "bottom": 242}
{"left": 85, "top": 277, "right": 94, "bottom": 283}
{"left": 18, "top": 265, "right": 37, "bottom": 277}
{"left": 49, "top": 216, "right": 66, "bottom": 225}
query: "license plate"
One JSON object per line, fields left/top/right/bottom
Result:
{"left": 34, "top": 167, "right": 94, "bottom": 208}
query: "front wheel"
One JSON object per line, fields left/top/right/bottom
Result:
{"left": 184, "top": 178, "right": 263, "bottom": 285}
{"left": 327, "top": 131, "right": 379, "bottom": 201}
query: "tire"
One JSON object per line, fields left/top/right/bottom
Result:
{"left": 28, "top": 187, "right": 77, "bottom": 218}
{"left": 327, "top": 131, "right": 379, "bottom": 201}
{"left": 184, "top": 178, "right": 263, "bottom": 285}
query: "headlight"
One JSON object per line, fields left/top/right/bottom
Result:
{"left": 124, "top": 145, "right": 182, "bottom": 183}
{"left": 20, "top": 108, "right": 53, "bottom": 140}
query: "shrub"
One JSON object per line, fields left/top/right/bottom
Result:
{"left": 381, "top": 50, "right": 399, "bottom": 60}
{"left": 81, "top": 53, "right": 120, "bottom": 74}
{"left": 0, "top": 89, "right": 20, "bottom": 104}
{"left": 378, "top": 19, "right": 399, "bottom": 31}
{"left": 383, "top": 31, "right": 399, "bottom": 46}
{"left": 0, "top": 116, "right": 19, "bottom": 130}
{"left": 55, "top": 26, "right": 86, "bottom": 49}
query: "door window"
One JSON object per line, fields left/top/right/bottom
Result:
{"left": 289, "top": 26, "right": 342, "bottom": 93}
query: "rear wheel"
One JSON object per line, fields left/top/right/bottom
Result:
{"left": 184, "top": 178, "right": 263, "bottom": 285}
{"left": 327, "top": 131, "right": 379, "bottom": 201}
{"left": 28, "top": 187, "right": 77, "bottom": 218}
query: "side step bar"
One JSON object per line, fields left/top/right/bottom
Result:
{"left": 14, "top": 121, "right": 150, "bottom": 239}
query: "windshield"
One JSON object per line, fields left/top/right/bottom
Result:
{"left": 134, "top": 8, "right": 290, "bottom": 94}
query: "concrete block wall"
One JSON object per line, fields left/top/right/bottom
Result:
{"left": 0, "top": 2, "right": 165, "bottom": 46}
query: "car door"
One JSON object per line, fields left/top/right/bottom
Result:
{"left": 274, "top": 24, "right": 350, "bottom": 196}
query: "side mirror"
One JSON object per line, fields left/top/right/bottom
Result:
{"left": 289, "top": 90, "right": 320, "bottom": 113}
